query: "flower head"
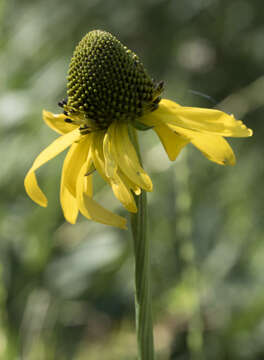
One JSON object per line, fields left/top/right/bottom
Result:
{"left": 24, "top": 30, "right": 253, "bottom": 229}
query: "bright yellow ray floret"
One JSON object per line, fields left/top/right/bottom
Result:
{"left": 141, "top": 99, "right": 252, "bottom": 165}
{"left": 25, "top": 99, "right": 252, "bottom": 228}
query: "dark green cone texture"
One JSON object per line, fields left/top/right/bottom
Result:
{"left": 66, "top": 30, "right": 161, "bottom": 128}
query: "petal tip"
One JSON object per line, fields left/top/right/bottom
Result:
{"left": 31, "top": 197, "right": 48, "bottom": 208}
{"left": 115, "top": 217, "right": 128, "bottom": 230}
{"left": 222, "top": 156, "right": 236, "bottom": 166}
{"left": 35, "top": 195, "right": 48, "bottom": 207}
{"left": 42, "top": 109, "right": 53, "bottom": 121}
{"left": 248, "top": 128, "right": 253, "bottom": 137}
{"left": 66, "top": 218, "right": 77, "bottom": 225}
{"left": 147, "top": 182, "right": 153, "bottom": 192}
{"left": 63, "top": 209, "right": 78, "bottom": 224}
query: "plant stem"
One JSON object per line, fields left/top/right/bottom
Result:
{"left": 129, "top": 127, "right": 155, "bottom": 360}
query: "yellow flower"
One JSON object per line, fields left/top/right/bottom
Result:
{"left": 24, "top": 30, "right": 252, "bottom": 229}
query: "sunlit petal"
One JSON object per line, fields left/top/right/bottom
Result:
{"left": 62, "top": 136, "right": 92, "bottom": 197}
{"left": 43, "top": 110, "right": 78, "bottom": 135}
{"left": 109, "top": 122, "right": 153, "bottom": 191}
{"left": 194, "top": 134, "right": 236, "bottom": 165}
{"left": 83, "top": 171, "right": 93, "bottom": 197}
{"left": 92, "top": 130, "right": 137, "bottom": 211}
{"left": 103, "top": 130, "right": 118, "bottom": 179}
{"left": 76, "top": 154, "right": 127, "bottom": 229}
{"left": 119, "top": 170, "right": 141, "bottom": 196}
{"left": 60, "top": 179, "right": 79, "bottom": 224}
{"left": 24, "top": 129, "right": 81, "bottom": 207}
{"left": 169, "top": 124, "right": 236, "bottom": 165}
{"left": 145, "top": 99, "right": 253, "bottom": 138}
{"left": 110, "top": 170, "right": 137, "bottom": 213}
{"left": 90, "top": 131, "right": 110, "bottom": 183}
{"left": 154, "top": 123, "right": 189, "bottom": 161}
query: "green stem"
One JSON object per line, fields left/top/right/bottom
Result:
{"left": 129, "top": 127, "right": 155, "bottom": 360}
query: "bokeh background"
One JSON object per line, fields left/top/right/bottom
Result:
{"left": 0, "top": 0, "right": 263, "bottom": 359}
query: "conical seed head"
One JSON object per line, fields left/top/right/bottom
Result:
{"left": 66, "top": 30, "right": 162, "bottom": 128}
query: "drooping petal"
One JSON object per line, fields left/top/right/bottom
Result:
{"left": 90, "top": 131, "right": 110, "bottom": 183}
{"left": 191, "top": 133, "right": 236, "bottom": 165}
{"left": 92, "top": 131, "right": 137, "bottom": 211}
{"left": 103, "top": 131, "right": 118, "bottom": 179}
{"left": 24, "top": 129, "right": 81, "bottom": 207}
{"left": 24, "top": 172, "right": 48, "bottom": 208}
{"left": 76, "top": 153, "right": 127, "bottom": 229}
{"left": 143, "top": 99, "right": 253, "bottom": 138}
{"left": 83, "top": 170, "right": 93, "bottom": 197}
{"left": 60, "top": 176, "right": 79, "bottom": 224}
{"left": 119, "top": 170, "right": 141, "bottom": 196}
{"left": 154, "top": 123, "right": 189, "bottom": 161}
{"left": 168, "top": 124, "right": 236, "bottom": 165}
{"left": 43, "top": 110, "right": 78, "bottom": 135}
{"left": 108, "top": 122, "right": 153, "bottom": 191}
{"left": 110, "top": 170, "right": 137, "bottom": 212}
{"left": 62, "top": 136, "right": 92, "bottom": 197}
{"left": 60, "top": 144, "right": 79, "bottom": 224}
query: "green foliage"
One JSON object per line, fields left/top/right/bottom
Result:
{"left": 0, "top": 0, "right": 263, "bottom": 359}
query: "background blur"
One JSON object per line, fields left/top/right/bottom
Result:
{"left": 0, "top": 0, "right": 263, "bottom": 359}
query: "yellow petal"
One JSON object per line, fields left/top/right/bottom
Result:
{"left": 90, "top": 131, "right": 110, "bottom": 183}
{"left": 43, "top": 110, "right": 78, "bottom": 135}
{"left": 192, "top": 133, "right": 236, "bottom": 165}
{"left": 103, "top": 131, "right": 118, "bottom": 179}
{"left": 170, "top": 124, "right": 236, "bottom": 165}
{"left": 110, "top": 170, "right": 137, "bottom": 213}
{"left": 109, "top": 122, "right": 153, "bottom": 191}
{"left": 60, "top": 146, "right": 79, "bottom": 224}
{"left": 80, "top": 193, "right": 127, "bottom": 229}
{"left": 119, "top": 170, "right": 141, "bottom": 196}
{"left": 91, "top": 131, "right": 137, "bottom": 211}
{"left": 24, "top": 129, "right": 81, "bottom": 207}
{"left": 154, "top": 123, "right": 189, "bottom": 161}
{"left": 146, "top": 99, "right": 253, "bottom": 138}
{"left": 76, "top": 156, "right": 127, "bottom": 229}
{"left": 62, "top": 136, "right": 92, "bottom": 197}
{"left": 102, "top": 129, "right": 136, "bottom": 211}
{"left": 24, "top": 172, "right": 48, "bottom": 208}
{"left": 83, "top": 171, "right": 93, "bottom": 197}
{"left": 60, "top": 181, "right": 79, "bottom": 224}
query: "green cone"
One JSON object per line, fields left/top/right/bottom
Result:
{"left": 65, "top": 30, "right": 163, "bottom": 129}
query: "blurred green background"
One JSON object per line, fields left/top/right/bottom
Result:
{"left": 0, "top": 0, "right": 263, "bottom": 359}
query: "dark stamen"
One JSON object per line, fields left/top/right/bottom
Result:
{"left": 79, "top": 125, "right": 93, "bottom": 135}
{"left": 153, "top": 96, "right": 161, "bottom": 104}
{"left": 58, "top": 97, "right": 68, "bottom": 108}
{"left": 64, "top": 118, "right": 73, "bottom": 123}
{"left": 63, "top": 110, "right": 68, "bottom": 116}
{"left": 155, "top": 81, "right": 164, "bottom": 92}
